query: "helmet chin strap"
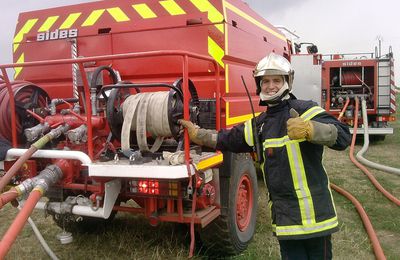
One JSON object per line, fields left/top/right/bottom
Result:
{"left": 259, "top": 81, "right": 290, "bottom": 105}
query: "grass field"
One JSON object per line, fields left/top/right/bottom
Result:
{"left": 1, "top": 96, "right": 399, "bottom": 259}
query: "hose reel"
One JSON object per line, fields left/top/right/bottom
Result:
{"left": 0, "top": 81, "right": 49, "bottom": 142}
{"left": 105, "top": 78, "right": 199, "bottom": 156}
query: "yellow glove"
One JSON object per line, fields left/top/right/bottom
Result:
{"left": 287, "top": 109, "right": 314, "bottom": 140}
{"left": 178, "top": 119, "right": 200, "bottom": 142}
{"left": 178, "top": 120, "right": 218, "bottom": 148}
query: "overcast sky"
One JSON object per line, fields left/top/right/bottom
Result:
{"left": 1, "top": 0, "right": 399, "bottom": 85}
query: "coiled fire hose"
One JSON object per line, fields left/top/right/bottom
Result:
{"left": 0, "top": 80, "right": 48, "bottom": 141}
{"left": 121, "top": 92, "right": 172, "bottom": 155}
{"left": 356, "top": 99, "right": 400, "bottom": 176}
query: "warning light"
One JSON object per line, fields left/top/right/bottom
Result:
{"left": 129, "top": 180, "right": 178, "bottom": 197}
{"left": 138, "top": 180, "right": 159, "bottom": 195}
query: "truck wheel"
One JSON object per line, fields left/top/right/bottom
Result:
{"left": 199, "top": 152, "right": 258, "bottom": 256}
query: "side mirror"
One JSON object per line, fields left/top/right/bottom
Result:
{"left": 306, "top": 45, "right": 318, "bottom": 54}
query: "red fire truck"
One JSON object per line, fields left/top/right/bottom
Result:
{"left": 0, "top": 0, "right": 292, "bottom": 257}
{"left": 291, "top": 48, "right": 396, "bottom": 140}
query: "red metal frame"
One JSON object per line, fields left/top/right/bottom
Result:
{"left": 0, "top": 50, "right": 221, "bottom": 160}
{"left": 0, "top": 50, "right": 221, "bottom": 224}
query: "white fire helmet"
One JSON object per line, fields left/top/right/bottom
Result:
{"left": 253, "top": 53, "right": 294, "bottom": 103}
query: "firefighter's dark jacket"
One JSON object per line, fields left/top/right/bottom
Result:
{"left": 216, "top": 98, "right": 351, "bottom": 240}
{"left": 0, "top": 139, "right": 11, "bottom": 161}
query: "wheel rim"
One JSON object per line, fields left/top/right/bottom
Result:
{"left": 236, "top": 173, "right": 253, "bottom": 231}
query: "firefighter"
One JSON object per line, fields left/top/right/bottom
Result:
{"left": 179, "top": 53, "right": 351, "bottom": 260}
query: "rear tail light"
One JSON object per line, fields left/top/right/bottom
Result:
{"left": 377, "top": 116, "right": 396, "bottom": 122}
{"left": 128, "top": 180, "right": 179, "bottom": 197}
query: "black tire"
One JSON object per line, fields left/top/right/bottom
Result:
{"left": 199, "top": 152, "right": 258, "bottom": 256}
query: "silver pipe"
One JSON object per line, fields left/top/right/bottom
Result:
{"left": 5, "top": 149, "right": 91, "bottom": 165}
{"left": 35, "top": 201, "right": 108, "bottom": 219}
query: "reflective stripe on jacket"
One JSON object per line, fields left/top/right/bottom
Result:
{"left": 216, "top": 98, "right": 351, "bottom": 240}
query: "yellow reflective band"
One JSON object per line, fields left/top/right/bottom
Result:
{"left": 261, "top": 159, "right": 267, "bottom": 189}
{"left": 13, "top": 18, "right": 38, "bottom": 52}
{"left": 301, "top": 106, "right": 325, "bottom": 121}
{"left": 225, "top": 63, "right": 230, "bottom": 93}
{"left": 160, "top": 0, "right": 186, "bottom": 16}
{"left": 224, "top": 1, "right": 286, "bottom": 42}
{"left": 38, "top": 16, "right": 59, "bottom": 32}
{"left": 263, "top": 136, "right": 306, "bottom": 148}
{"left": 190, "top": 0, "right": 224, "bottom": 33}
{"left": 59, "top": 13, "right": 82, "bottom": 29}
{"left": 226, "top": 102, "right": 261, "bottom": 126}
{"left": 275, "top": 216, "right": 338, "bottom": 236}
{"left": 322, "top": 151, "right": 338, "bottom": 216}
{"left": 82, "top": 9, "right": 105, "bottom": 27}
{"left": 264, "top": 136, "right": 290, "bottom": 148}
{"left": 244, "top": 119, "right": 254, "bottom": 147}
{"left": 268, "top": 199, "right": 274, "bottom": 226}
{"left": 107, "top": 7, "right": 130, "bottom": 22}
{"left": 208, "top": 36, "right": 224, "bottom": 68}
{"left": 196, "top": 153, "right": 223, "bottom": 171}
{"left": 132, "top": 4, "right": 157, "bottom": 19}
{"left": 286, "top": 142, "right": 316, "bottom": 225}
{"left": 14, "top": 53, "right": 24, "bottom": 78}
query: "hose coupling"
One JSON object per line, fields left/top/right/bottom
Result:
{"left": 47, "top": 124, "right": 71, "bottom": 140}
{"left": 16, "top": 164, "right": 63, "bottom": 196}
{"left": 67, "top": 125, "right": 88, "bottom": 144}
{"left": 24, "top": 122, "right": 50, "bottom": 142}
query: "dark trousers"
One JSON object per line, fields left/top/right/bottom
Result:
{"left": 278, "top": 235, "right": 332, "bottom": 260}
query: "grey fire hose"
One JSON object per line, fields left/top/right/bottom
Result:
{"left": 356, "top": 99, "right": 400, "bottom": 176}
{"left": 121, "top": 92, "right": 173, "bottom": 156}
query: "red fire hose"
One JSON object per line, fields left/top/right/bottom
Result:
{"left": 0, "top": 146, "right": 38, "bottom": 192}
{"left": 350, "top": 98, "right": 400, "bottom": 206}
{"left": 0, "top": 187, "right": 44, "bottom": 258}
{"left": 330, "top": 183, "right": 386, "bottom": 260}
{"left": 337, "top": 97, "right": 350, "bottom": 121}
{"left": 0, "top": 188, "right": 19, "bottom": 210}
{"left": 0, "top": 125, "right": 69, "bottom": 192}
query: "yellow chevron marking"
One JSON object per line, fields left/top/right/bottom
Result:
{"left": 226, "top": 102, "right": 261, "bottom": 126}
{"left": 107, "top": 7, "right": 130, "bottom": 22}
{"left": 160, "top": 0, "right": 186, "bottom": 16}
{"left": 190, "top": 0, "right": 224, "bottom": 33}
{"left": 13, "top": 19, "right": 38, "bottom": 52}
{"left": 224, "top": 1, "right": 286, "bottom": 42}
{"left": 38, "top": 16, "right": 59, "bottom": 32}
{"left": 132, "top": 4, "right": 157, "bottom": 19}
{"left": 59, "top": 13, "right": 82, "bottom": 29}
{"left": 208, "top": 36, "right": 224, "bottom": 68}
{"left": 14, "top": 53, "right": 25, "bottom": 79}
{"left": 82, "top": 9, "right": 105, "bottom": 26}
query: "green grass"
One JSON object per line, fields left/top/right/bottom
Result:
{"left": 0, "top": 96, "right": 399, "bottom": 259}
